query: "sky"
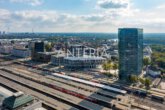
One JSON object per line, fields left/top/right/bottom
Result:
{"left": 0, "top": 0, "right": 165, "bottom": 33}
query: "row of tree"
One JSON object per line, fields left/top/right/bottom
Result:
{"left": 128, "top": 75, "right": 151, "bottom": 89}
{"left": 102, "top": 60, "right": 118, "bottom": 77}
{"left": 102, "top": 60, "right": 118, "bottom": 72}
{"left": 152, "top": 52, "right": 165, "bottom": 69}
{"left": 151, "top": 45, "right": 165, "bottom": 70}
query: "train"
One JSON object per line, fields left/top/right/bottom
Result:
{"left": 13, "top": 61, "right": 127, "bottom": 95}
{"left": 52, "top": 73, "right": 127, "bottom": 95}
{"left": 151, "top": 94, "right": 164, "bottom": 103}
{"left": 133, "top": 90, "right": 147, "bottom": 97}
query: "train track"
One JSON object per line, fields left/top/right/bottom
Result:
{"left": 9, "top": 64, "right": 124, "bottom": 99}
{"left": 0, "top": 82, "right": 56, "bottom": 110}
{"left": 0, "top": 68, "right": 116, "bottom": 108}
{"left": 0, "top": 67, "right": 155, "bottom": 110}
{"left": 0, "top": 69, "right": 111, "bottom": 110}
{"left": 0, "top": 59, "right": 158, "bottom": 110}
{"left": 0, "top": 73, "right": 88, "bottom": 110}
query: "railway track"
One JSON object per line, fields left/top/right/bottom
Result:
{"left": 0, "top": 67, "right": 154, "bottom": 109}
{"left": 1, "top": 67, "right": 125, "bottom": 104}
{"left": 0, "top": 69, "right": 111, "bottom": 110}
{"left": 9, "top": 64, "right": 124, "bottom": 99}
{"left": 0, "top": 73, "right": 89, "bottom": 110}
{"left": 0, "top": 59, "right": 158, "bottom": 110}
{"left": 0, "top": 76, "right": 78, "bottom": 110}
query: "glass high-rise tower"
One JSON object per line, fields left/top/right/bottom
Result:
{"left": 118, "top": 28, "right": 143, "bottom": 81}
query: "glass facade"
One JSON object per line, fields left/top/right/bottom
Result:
{"left": 118, "top": 28, "right": 143, "bottom": 81}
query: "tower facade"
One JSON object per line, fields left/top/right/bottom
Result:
{"left": 118, "top": 28, "right": 143, "bottom": 81}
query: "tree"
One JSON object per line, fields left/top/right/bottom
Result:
{"left": 45, "top": 43, "right": 52, "bottom": 52}
{"left": 144, "top": 78, "right": 151, "bottom": 89}
{"left": 107, "top": 59, "right": 112, "bottom": 64}
{"left": 152, "top": 52, "right": 165, "bottom": 69}
{"left": 112, "top": 63, "right": 118, "bottom": 77}
{"left": 102, "top": 62, "right": 112, "bottom": 73}
{"left": 143, "top": 57, "right": 151, "bottom": 67}
{"left": 139, "top": 78, "right": 145, "bottom": 84}
{"left": 112, "top": 63, "right": 118, "bottom": 70}
{"left": 128, "top": 75, "right": 138, "bottom": 83}
{"left": 102, "top": 63, "right": 109, "bottom": 71}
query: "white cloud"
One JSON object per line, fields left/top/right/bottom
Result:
{"left": 0, "top": 1, "right": 165, "bottom": 32}
{"left": 97, "top": 0, "right": 130, "bottom": 9}
{"left": 156, "top": 4, "right": 165, "bottom": 9}
{"left": 10, "top": 0, "right": 44, "bottom": 6}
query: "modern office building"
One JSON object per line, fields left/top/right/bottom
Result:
{"left": 34, "top": 52, "right": 56, "bottom": 63}
{"left": 30, "top": 41, "right": 45, "bottom": 61}
{"left": 118, "top": 28, "right": 143, "bottom": 81}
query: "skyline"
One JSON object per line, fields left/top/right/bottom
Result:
{"left": 0, "top": 0, "right": 165, "bottom": 33}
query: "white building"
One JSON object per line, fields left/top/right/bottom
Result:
{"left": 12, "top": 48, "right": 31, "bottom": 58}
{"left": 0, "top": 46, "right": 13, "bottom": 54}
{"left": 143, "top": 46, "right": 152, "bottom": 59}
{"left": 146, "top": 66, "right": 161, "bottom": 78}
{"left": 64, "top": 56, "right": 106, "bottom": 70}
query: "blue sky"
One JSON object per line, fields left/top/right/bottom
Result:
{"left": 0, "top": 0, "right": 165, "bottom": 33}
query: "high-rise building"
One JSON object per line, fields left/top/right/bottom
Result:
{"left": 118, "top": 28, "right": 143, "bottom": 81}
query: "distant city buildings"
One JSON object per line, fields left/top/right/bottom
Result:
{"left": 118, "top": 28, "right": 143, "bottom": 81}
{"left": 0, "top": 39, "right": 32, "bottom": 55}
{"left": 11, "top": 42, "right": 31, "bottom": 58}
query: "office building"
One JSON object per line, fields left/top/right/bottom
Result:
{"left": 35, "top": 52, "right": 56, "bottom": 63}
{"left": 118, "top": 28, "right": 143, "bottom": 81}
{"left": 30, "top": 41, "right": 45, "bottom": 61}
